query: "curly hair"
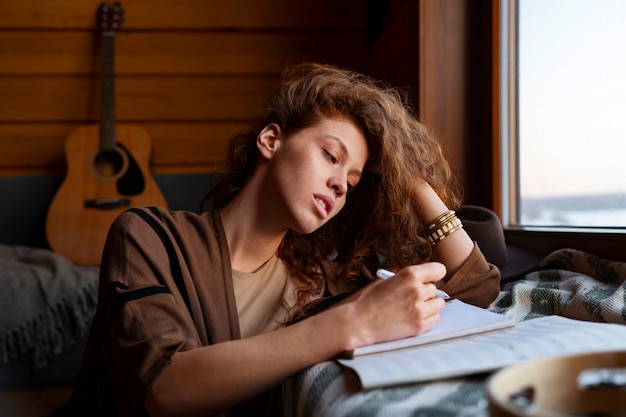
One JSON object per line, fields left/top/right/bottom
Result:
{"left": 203, "top": 62, "right": 460, "bottom": 311}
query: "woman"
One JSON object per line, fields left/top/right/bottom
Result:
{"left": 53, "top": 63, "right": 499, "bottom": 417}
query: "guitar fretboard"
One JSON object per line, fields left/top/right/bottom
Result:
{"left": 100, "top": 31, "right": 116, "bottom": 152}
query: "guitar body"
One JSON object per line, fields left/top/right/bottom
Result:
{"left": 46, "top": 124, "right": 168, "bottom": 264}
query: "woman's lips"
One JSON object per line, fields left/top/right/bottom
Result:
{"left": 313, "top": 194, "right": 334, "bottom": 218}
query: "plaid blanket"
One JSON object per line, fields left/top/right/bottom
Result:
{"left": 282, "top": 249, "right": 626, "bottom": 417}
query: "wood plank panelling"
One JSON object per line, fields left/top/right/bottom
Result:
{"left": 0, "top": 121, "right": 243, "bottom": 174}
{"left": 0, "top": 0, "right": 365, "bottom": 30}
{"left": 0, "top": 76, "right": 277, "bottom": 121}
{"left": 0, "top": 0, "right": 368, "bottom": 175}
{"left": 1, "top": 32, "right": 368, "bottom": 75}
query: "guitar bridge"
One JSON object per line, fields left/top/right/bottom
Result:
{"left": 84, "top": 197, "right": 131, "bottom": 210}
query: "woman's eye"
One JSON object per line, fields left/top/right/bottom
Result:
{"left": 324, "top": 151, "right": 338, "bottom": 164}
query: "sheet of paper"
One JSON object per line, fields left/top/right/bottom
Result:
{"left": 338, "top": 315, "right": 626, "bottom": 389}
{"left": 349, "top": 299, "right": 515, "bottom": 357}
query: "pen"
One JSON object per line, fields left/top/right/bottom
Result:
{"left": 375, "top": 268, "right": 450, "bottom": 299}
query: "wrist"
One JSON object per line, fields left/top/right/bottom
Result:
{"left": 322, "top": 301, "right": 365, "bottom": 352}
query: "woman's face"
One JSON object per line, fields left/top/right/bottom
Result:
{"left": 262, "top": 117, "right": 368, "bottom": 234}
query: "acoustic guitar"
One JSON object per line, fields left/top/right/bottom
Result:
{"left": 46, "top": 2, "right": 168, "bottom": 265}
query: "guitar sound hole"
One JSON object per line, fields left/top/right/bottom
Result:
{"left": 94, "top": 150, "right": 126, "bottom": 179}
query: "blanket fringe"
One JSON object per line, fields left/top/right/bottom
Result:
{"left": 0, "top": 278, "right": 98, "bottom": 371}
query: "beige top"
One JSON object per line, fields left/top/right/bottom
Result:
{"left": 232, "top": 255, "right": 296, "bottom": 338}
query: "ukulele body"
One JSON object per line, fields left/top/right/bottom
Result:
{"left": 46, "top": 124, "right": 168, "bottom": 265}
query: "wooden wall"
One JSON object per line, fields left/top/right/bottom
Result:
{"left": 0, "top": 0, "right": 496, "bottom": 207}
{"left": 0, "top": 0, "right": 368, "bottom": 175}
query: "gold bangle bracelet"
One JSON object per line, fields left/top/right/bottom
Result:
{"left": 426, "top": 210, "right": 456, "bottom": 231}
{"left": 425, "top": 211, "right": 463, "bottom": 246}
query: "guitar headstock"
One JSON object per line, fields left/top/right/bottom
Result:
{"left": 97, "top": 2, "right": 125, "bottom": 32}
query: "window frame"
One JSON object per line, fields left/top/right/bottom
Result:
{"left": 496, "top": 0, "right": 626, "bottom": 261}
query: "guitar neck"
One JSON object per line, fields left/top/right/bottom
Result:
{"left": 97, "top": 2, "right": 124, "bottom": 152}
{"left": 100, "top": 31, "right": 116, "bottom": 152}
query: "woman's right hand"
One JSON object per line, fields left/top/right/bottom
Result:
{"left": 341, "top": 262, "right": 448, "bottom": 350}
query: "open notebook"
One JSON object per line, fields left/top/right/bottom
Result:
{"left": 345, "top": 299, "right": 515, "bottom": 358}
{"left": 339, "top": 314, "right": 626, "bottom": 389}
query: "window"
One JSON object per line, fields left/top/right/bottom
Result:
{"left": 500, "top": 0, "right": 626, "bottom": 230}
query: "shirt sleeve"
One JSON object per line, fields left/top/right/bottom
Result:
{"left": 97, "top": 209, "right": 202, "bottom": 416}
{"left": 439, "top": 242, "right": 501, "bottom": 308}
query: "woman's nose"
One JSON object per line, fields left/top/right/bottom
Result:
{"left": 329, "top": 174, "right": 347, "bottom": 197}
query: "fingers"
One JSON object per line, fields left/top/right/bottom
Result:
{"left": 399, "top": 262, "right": 447, "bottom": 284}
{"left": 389, "top": 264, "right": 447, "bottom": 329}
{"left": 411, "top": 299, "right": 444, "bottom": 334}
{"left": 349, "top": 263, "right": 449, "bottom": 347}
{"left": 382, "top": 263, "right": 446, "bottom": 300}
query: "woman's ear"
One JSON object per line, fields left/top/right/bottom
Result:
{"left": 257, "top": 124, "right": 282, "bottom": 159}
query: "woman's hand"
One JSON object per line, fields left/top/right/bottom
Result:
{"left": 342, "top": 262, "right": 448, "bottom": 350}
